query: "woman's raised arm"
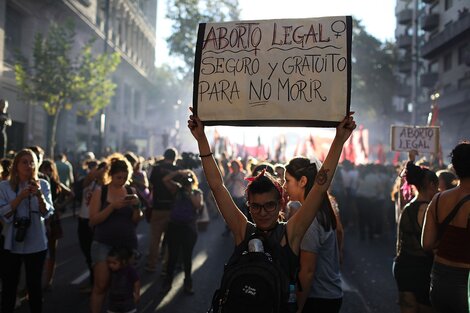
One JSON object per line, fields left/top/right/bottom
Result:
{"left": 288, "top": 114, "right": 356, "bottom": 254}
{"left": 188, "top": 109, "right": 247, "bottom": 242}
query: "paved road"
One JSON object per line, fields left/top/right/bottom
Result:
{"left": 12, "top": 212, "right": 399, "bottom": 313}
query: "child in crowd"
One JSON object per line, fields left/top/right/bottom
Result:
{"left": 106, "top": 247, "right": 140, "bottom": 313}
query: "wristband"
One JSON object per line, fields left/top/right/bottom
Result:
{"left": 199, "top": 152, "right": 213, "bottom": 158}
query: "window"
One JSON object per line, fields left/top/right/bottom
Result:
{"left": 428, "top": 60, "right": 438, "bottom": 72}
{"left": 445, "top": 0, "right": 452, "bottom": 10}
{"left": 96, "top": 0, "right": 106, "bottom": 29}
{"left": 77, "top": 116, "right": 87, "bottom": 125}
{"left": 133, "top": 91, "right": 141, "bottom": 119}
{"left": 123, "top": 84, "right": 132, "bottom": 114}
{"left": 458, "top": 77, "right": 470, "bottom": 90}
{"left": 78, "top": 0, "right": 91, "bottom": 6}
{"left": 443, "top": 84, "right": 452, "bottom": 93}
{"left": 458, "top": 43, "right": 468, "bottom": 65}
{"left": 5, "top": 5, "right": 23, "bottom": 62}
{"left": 443, "top": 52, "right": 452, "bottom": 71}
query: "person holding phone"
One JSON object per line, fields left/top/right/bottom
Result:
{"left": 0, "top": 149, "right": 54, "bottom": 313}
{"left": 88, "top": 153, "right": 142, "bottom": 313}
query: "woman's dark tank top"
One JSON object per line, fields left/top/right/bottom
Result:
{"left": 396, "top": 200, "right": 430, "bottom": 258}
{"left": 93, "top": 185, "right": 137, "bottom": 249}
{"left": 435, "top": 194, "right": 470, "bottom": 263}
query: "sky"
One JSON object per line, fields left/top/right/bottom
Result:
{"left": 154, "top": 0, "right": 398, "bottom": 153}
{"left": 155, "top": 0, "right": 397, "bottom": 66}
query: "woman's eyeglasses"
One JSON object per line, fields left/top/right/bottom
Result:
{"left": 246, "top": 201, "right": 278, "bottom": 213}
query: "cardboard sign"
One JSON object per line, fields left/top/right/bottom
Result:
{"left": 391, "top": 125, "right": 440, "bottom": 154}
{"left": 193, "top": 16, "right": 352, "bottom": 127}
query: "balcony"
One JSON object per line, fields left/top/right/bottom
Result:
{"left": 398, "top": 60, "right": 412, "bottom": 73}
{"left": 396, "top": 83, "right": 411, "bottom": 97}
{"left": 397, "top": 35, "right": 412, "bottom": 49}
{"left": 421, "top": 14, "right": 439, "bottom": 32}
{"left": 437, "top": 88, "right": 470, "bottom": 110}
{"left": 398, "top": 9, "right": 413, "bottom": 25}
{"left": 421, "top": 14, "right": 470, "bottom": 59}
{"left": 420, "top": 72, "right": 438, "bottom": 88}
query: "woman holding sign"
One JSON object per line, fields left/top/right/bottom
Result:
{"left": 188, "top": 108, "right": 355, "bottom": 312}
{"left": 393, "top": 161, "right": 438, "bottom": 313}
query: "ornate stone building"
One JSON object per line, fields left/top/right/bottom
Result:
{"left": 0, "top": 0, "right": 158, "bottom": 156}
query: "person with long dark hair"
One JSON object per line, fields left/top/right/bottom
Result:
{"left": 393, "top": 161, "right": 438, "bottom": 313}
{"left": 0, "top": 149, "right": 54, "bottom": 313}
{"left": 423, "top": 141, "right": 470, "bottom": 313}
{"left": 284, "top": 157, "right": 344, "bottom": 313}
{"left": 39, "top": 159, "right": 73, "bottom": 290}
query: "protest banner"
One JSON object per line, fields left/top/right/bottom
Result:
{"left": 193, "top": 16, "right": 352, "bottom": 127}
{"left": 390, "top": 125, "right": 440, "bottom": 154}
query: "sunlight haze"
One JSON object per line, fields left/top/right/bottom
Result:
{"left": 155, "top": 0, "right": 396, "bottom": 65}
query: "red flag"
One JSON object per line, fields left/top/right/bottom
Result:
{"left": 377, "top": 143, "right": 386, "bottom": 164}
{"left": 309, "top": 134, "right": 317, "bottom": 155}
{"left": 340, "top": 146, "right": 347, "bottom": 163}
{"left": 393, "top": 151, "right": 401, "bottom": 166}
{"left": 347, "top": 133, "right": 356, "bottom": 164}
{"left": 358, "top": 125, "right": 368, "bottom": 159}
{"left": 428, "top": 102, "right": 441, "bottom": 165}
{"left": 294, "top": 140, "right": 300, "bottom": 156}
{"left": 427, "top": 104, "right": 439, "bottom": 126}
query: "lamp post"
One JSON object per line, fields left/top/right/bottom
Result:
{"left": 97, "top": 0, "right": 110, "bottom": 157}
{"left": 410, "top": 0, "right": 419, "bottom": 125}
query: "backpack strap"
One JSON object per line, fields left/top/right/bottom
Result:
{"left": 438, "top": 194, "right": 470, "bottom": 239}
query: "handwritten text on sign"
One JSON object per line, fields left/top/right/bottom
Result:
{"left": 391, "top": 125, "right": 440, "bottom": 154}
{"left": 193, "top": 16, "right": 352, "bottom": 126}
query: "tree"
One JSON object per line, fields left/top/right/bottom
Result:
{"left": 15, "top": 21, "right": 120, "bottom": 157}
{"left": 351, "top": 18, "right": 398, "bottom": 120}
{"left": 166, "top": 0, "right": 240, "bottom": 75}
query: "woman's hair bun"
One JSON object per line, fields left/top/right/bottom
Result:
{"left": 405, "top": 161, "right": 425, "bottom": 187}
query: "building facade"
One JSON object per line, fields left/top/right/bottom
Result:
{"left": 394, "top": 0, "right": 470, "bottom": 155}
{"left": 0, "top": 0, "right": 160, "bottom": 157}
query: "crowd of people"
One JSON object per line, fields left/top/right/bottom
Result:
{"left": 0, "top": 113, "right": 468, "bottom": 313}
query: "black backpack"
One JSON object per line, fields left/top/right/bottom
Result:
{"left": 209, "top": 223, "right": 294, "bottom": 313}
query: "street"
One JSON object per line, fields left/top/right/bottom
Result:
{"left": 13, "top": 212, "right": 399, "bottom": 313}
